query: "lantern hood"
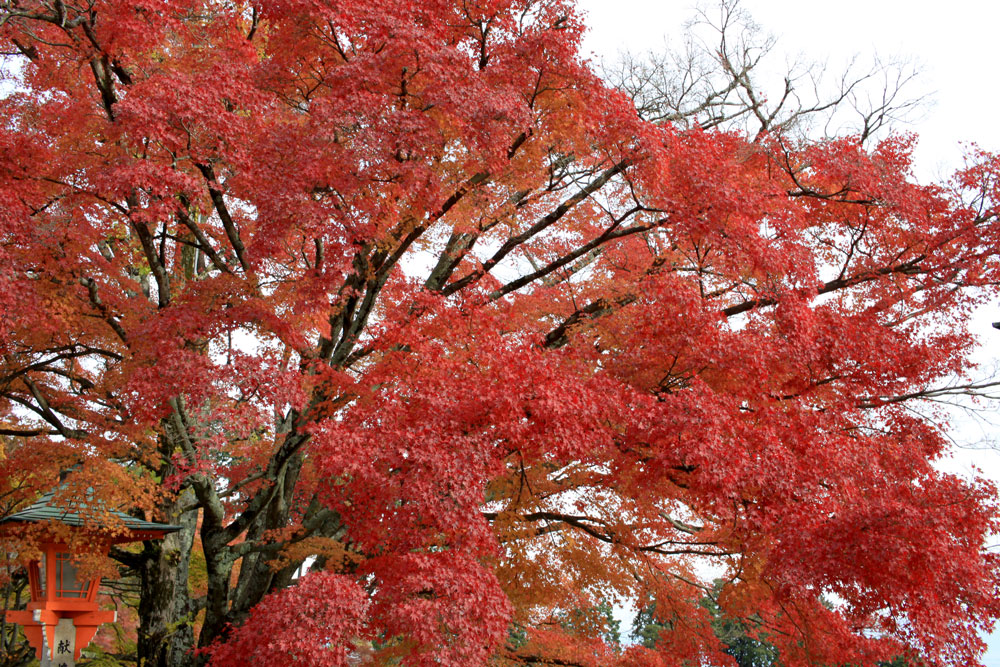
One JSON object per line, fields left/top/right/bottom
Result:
{"left": 0, "top": 488, "right": 181, "bottom": 542}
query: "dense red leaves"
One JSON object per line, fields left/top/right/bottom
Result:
{"left": 204, "top": 571, "right": 368, "bottom": 667}
{"left": 365, "top": 552, "right": 512, "bottom": 665}
{"left": 2, "top": 0, "right": 1000, "bottom": 665}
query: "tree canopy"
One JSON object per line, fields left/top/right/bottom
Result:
{"left": 1, "top": 1, "right": 999, "bottom": 665}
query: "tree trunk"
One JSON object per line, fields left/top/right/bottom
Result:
{"left": 195, "top": 530, "right": 235, "bottom": 661}
{"left": 137, "top": 488, "right": 198, "bottom": 667}
{"left": 228, "top": 452, "right": 304, "bottom": 624}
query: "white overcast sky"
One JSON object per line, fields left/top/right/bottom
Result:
{"left": 579, "top": 0, "right": 1000, "bottom": 176}
{"left": 577, "top": 0, "right": 1000, "bottom": 662}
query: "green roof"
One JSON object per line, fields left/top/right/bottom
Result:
{"left": 0, "top": 489, "right": 181, "bottom": 535}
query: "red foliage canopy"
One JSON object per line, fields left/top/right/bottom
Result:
{"left": 1, "top": 1, "right": 999, "bottom": 665}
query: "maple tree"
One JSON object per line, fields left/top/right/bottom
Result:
{"left": 1, "top": 0, "right": 1000, "bottom": 665}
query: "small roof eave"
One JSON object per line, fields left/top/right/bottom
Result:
{"left": 0, "top": 490, "right": 181, "bottom": 538}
